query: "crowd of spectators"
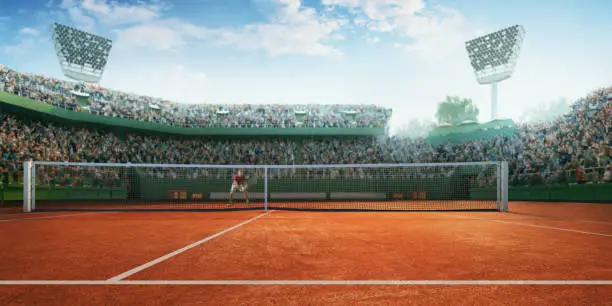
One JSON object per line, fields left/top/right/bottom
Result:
{"left": 0, "top": 64, "right": 391, "bottom": 129}
{"left": 0, "top": 64, "right": 610, "bottom": 188}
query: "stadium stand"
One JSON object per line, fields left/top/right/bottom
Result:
{"left": 0, "top": 64, "right": 391, "bottom": 129}
{"left": 0, "top": 64, "right": 610, "bottom": 190}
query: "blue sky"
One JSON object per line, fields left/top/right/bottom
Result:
{"left": 1, "top": 0, "right": 611, "bottom": 133}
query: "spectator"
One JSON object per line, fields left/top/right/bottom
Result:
{"left": 0, "top": 65, "right": 392, "bottom": 129}
{"left": 0, "top": 63, "right": 610, "bottom": 186}
{"left": 604, "top": 165, "right": 612, "bottom": 183}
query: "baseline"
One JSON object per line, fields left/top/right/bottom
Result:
{"left": 107, "top": 211, "right": 272, "bottom": 281}
{"left": 0, "top": 280, "right": 610, "bottom": 285}
{"left": 443, "top": 213, "right": 612, "bottom": 238}
{"left": 507, "top": 212, "right": 612, "bottom": 225}
{"left": 0, "top": 212, "right": 116, "bottom": 222}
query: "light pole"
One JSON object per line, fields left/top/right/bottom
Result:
{"left": 51, "top": 23, "right": 113, "bottom": 106}
{"left": 465, "top": 25, "right": 525, "bottom": 121}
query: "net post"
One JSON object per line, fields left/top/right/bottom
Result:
{"left": 23, "top": 161, "right": 32, "bottom": 212}
{"left": 31, "top": 163, "right": 36, "bottom": 211}
{"left": 264, "top": 166, "right": 268, "bottom": 211}
{"left": 501, "top": 161, "right": 509, "bottom": 212}
{"left": 496, "top": 162, "right": 502, "bottom": 211}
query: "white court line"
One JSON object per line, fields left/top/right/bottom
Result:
{"left": 0, "top": 280, "right": 610, "bottom": 286}
{"left": 107, "top": 211, "right": 272, "bottom": 282}
{"left": 508, "top": 212, "right": 612, "bottom": 225}
{"left": 0, "top": 211, "right": 47, "bottom": 216}
{"left": 443, "top": 214, "right": 612, "bottom": 238}
{"left": 0, "top": 212, "right": 115, "bottom": 222}
{"left": 576, "top": 219, "right": 612, "bottom": 225}
{"left": 540, "top": 218, "right": 612, "bottom": 225}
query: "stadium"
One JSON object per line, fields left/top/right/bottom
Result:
{"left": 0, "top": 1, "right": 611, "bottom": 305}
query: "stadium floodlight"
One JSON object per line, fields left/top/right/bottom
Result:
{"left": 465, "top": 25, "right": 525, "bottom": 120}
{"left": 51, "top": 22, "right": 113, "bottom": 103}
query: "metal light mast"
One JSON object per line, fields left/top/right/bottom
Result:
{"left": 51, "top": 23, "right": 113, "bottom": 105}
{"left": 465, "top": 25, "right": 525, "bottom": 120}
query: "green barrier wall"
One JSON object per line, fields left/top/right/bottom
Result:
{"left": 0, "top": 91, "right": 385, "bottom": 136}
{"left": 426, "top": 119, "right": 516, "bottom": 145}
{"left": 5, "top": 182, "right": 609, "bottom": 204}
{"left": 1, "top": 185, "right": 127, "bottom": 201}
{"left": 470, "top": 184, "right": 612, "bottom": 203}
{"left": 136, "top": 174, "right": 470, "bottom": 201}
{"left": 427, "top": 119, "right": 516, "bottom": 137}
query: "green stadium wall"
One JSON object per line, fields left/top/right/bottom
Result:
{"left": 1, "top": 185, "right": 127, "bottom": 201}
{"left": 133, "top": 168, "right": 483, "bottom": 201}
{"left": 3, "top": 183, "right": 610, "bottom": 204}
{"left": 0, "top": 91, "right": 385, "bottom": 136}
{"left": 136, "top": 178, "right": 467, "bottom": 201}
{"left": 426, "top": 119, "right": 516, "bottom": 145}
{"left": 471, "top": 184, "right": 612, "bottom": 203}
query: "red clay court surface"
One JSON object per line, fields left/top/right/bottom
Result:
{"left": 0, "top": 201, "right": 611, "bottom": 305}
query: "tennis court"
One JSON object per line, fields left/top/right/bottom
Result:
{"left": 0, "top": 201, "right": 611, "bottom": 305}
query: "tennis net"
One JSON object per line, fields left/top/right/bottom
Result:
{"left": 22, "top": 161, "right": 508, "bottom": 212}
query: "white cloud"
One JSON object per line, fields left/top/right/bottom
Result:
{"left": 115, "top": 24, "right": 185, "bottom": 50}
{"left": 323, "top": 0, "right": 479, "bottom": 60}
{"left": 60, "top": 0, "right": 75, "bottom": 9}
{"left": 67, "top": 6, "right": 95, "bottom": 30}
{"left": 366, "top": 36, "right": 380, "bottom": 44}
{"left": 2, "top": 26, "right": 43, "bottom": 55}
{"left": 113, "top": 0, "right": 346, "bottom": 57}
{"left": 215, "top": 22, "right": 343, "bottom": 58}
{"left": 60, "top": 0, "right": 161, "bottom": 29}
{"left": 57, "top": 0, "right": 345, "bottom": 58}
{"left": 80, "top": 0, "right": 161, "bottom": 26}
{"left": 19, "top": 28, "right": 41, "bottom": 36}
{"left": 1, "top": 39, "right": 36, "bottom": 55}
{"left": 0, "top": 16, "right": 11, "bottom": 30}
{"left": 353, "top": 17, "right": 367, "bottom": 26}
{"left": 115, "top": 20, "right": 211, "bottom": 51}
{"left": 101, "top": 63, "right": 208, "bottom": 104}
{"left": 212, "top": 0, "right": 345, "bottom": 57}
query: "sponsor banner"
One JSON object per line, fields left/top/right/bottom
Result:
{"left": 270, "top": 192, "right": 327, "bottom": 200}
{"left": 409, "top": 191, "right": 427, "bottom": 200}
{"left": 392, "top": 193, "right": 404, "bottom": 200}
{"left": 330, "top": 192, "right": 386, "bottom": 200}
{"left": 209, "top": 192, "right": 266, "bottom": 200}
{"left": 168, "top": 190, "right": 188, "bottom": 200}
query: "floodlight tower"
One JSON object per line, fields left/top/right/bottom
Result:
{"left": 465, "top": 25, "right": 525, "bottom": 121}
{"left": 51, "top": 23, "right": 113, "bottom": 105}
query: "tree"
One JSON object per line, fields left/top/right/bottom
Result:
{"left": 394, "top": 118, "right": 435, "bottom": 138}
{"left": 435, "top": 96, "right": 479, "bottom": 125}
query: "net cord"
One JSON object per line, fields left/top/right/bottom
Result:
{"left": 31, "top": 161, "right": 498, "bottom": 169}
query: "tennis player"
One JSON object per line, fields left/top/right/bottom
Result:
{"left": 228, "top": 170, "right": 249, "bottom": 206}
